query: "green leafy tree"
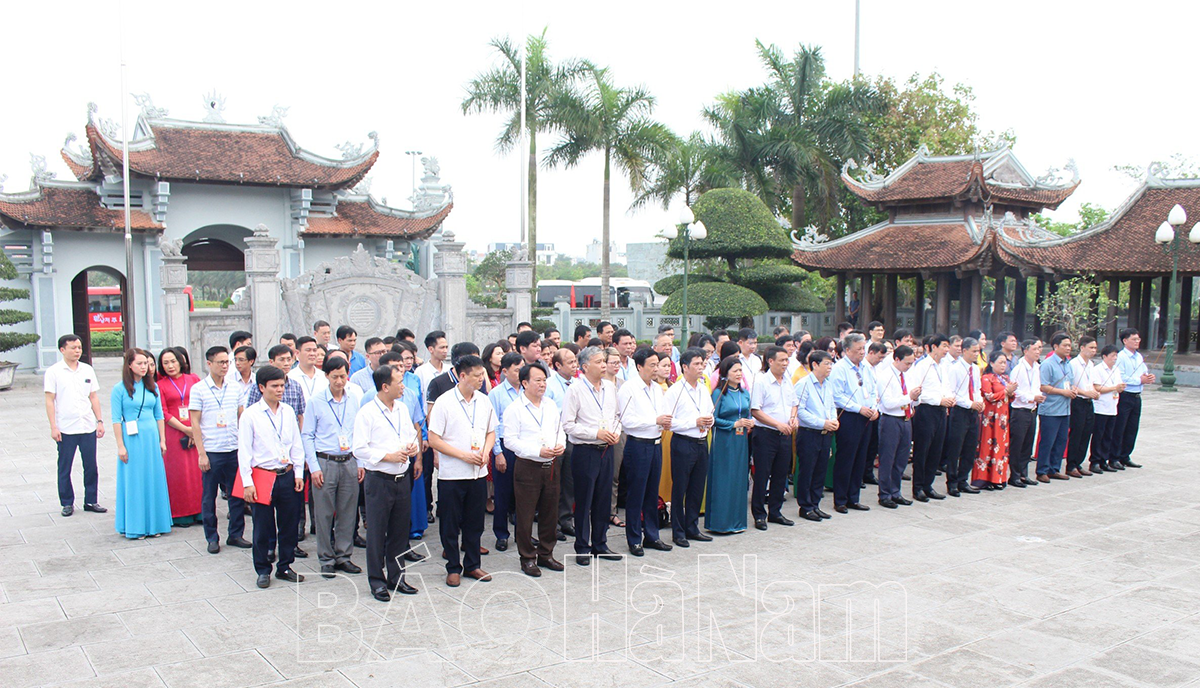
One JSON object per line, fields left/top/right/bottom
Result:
{"left": 633, "top": 131, "right": 716, "bottom": 210}
{"left": 548, "top": 66, "right": 674, "bottom": 319}
{"left": 703, "top": 88, "right": 782, "bottom": 209}
{"left": 1035, "top": 274, "right": 1112, "bottom": 344}
{"left": 0, "top": 252, "right": 39, "bottom": 358}
{"left": 1032, "top": 202, "right": 1109, "bottom": 238}
{"left": 468, "top": 249, "right": 512, "bottom": 309}
{"left": 462, "top": 30, "right": 587, "bottom": 288}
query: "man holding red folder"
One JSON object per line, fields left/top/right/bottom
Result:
{"left": 238, "top": 365, "right": 307, "bottom": 589}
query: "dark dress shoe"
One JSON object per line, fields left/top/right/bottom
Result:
{"left": 372, "top": 588, "right": 391, "bottom": 602}
{"left": 227, "top": 536, "right": 252, "bottom": 548}
{"left": 878, "top": 498, "right": 898, "bottom": 509}
{"left": 538, "top": 557, "right": 565, "bottom": 571}
{"left": 1109, "top": 461, "right": 1125, "bottom": 471}
{"left": 530, "top": 538, "right": 540, "bottom": 548}
{"left": 847, "top": 503, "right": 870, "bottom": 511}
{"left": 926, "top": 489, "right": 946, "bottom": 500}
{"left": 1122, "top": 460, "right": 1142, "bottom": 468}
{"left": 391, "top": 579, "right": 418, "bottom": 595}
{"left": 834, "top": 505, "right": 849, "bottom": 514}
{"left": 687, "top": 531, "right": 713, "bottom": 542}
{"left": 768, "top": 515, "right": 795, "bottom": 526}
{"left": 561, "top": 523, "right": 576, "bottom": 537}
{"left": 800, "top": 509, "right": 822, "bottom": 522}
{"left": 913, "top": 488, "right": 928, "bottom": 502}
{"left": 947, "top": 487, "right": 961, "bottom": 498}
{"left": 495, "top": 539, "right": 508, "bottom": 552}
{"left": 353, "top": 534, "right": 368, "bottom": 548}
{"left": 479, "top": 546, "right": 490, "bottom": 555}
{"left": 267, "top": 550, "right": 277, "bottom": 563}
{"left": 815, "top": 508, "right": 832, "bottom": 520}
{"left": 557, "top": 532, "right": 568, "bottom": 541}
{"left": 755, "top": 519, "right": 768, "bottom": 531}
{"left": 61, "top": 505, "right": 74, "bottom": 517}
{"left": 521, "top": 560, "right": 543, "bottom": 577}
{"left": 256, "top": 574, "right": 270, "bottom": 589}
{"left": 863, "top": 474, "right": 879, "bottom": 485}
{"left": 207, "top": 541, "right": 221, "bottom": 554}
{"left": 1008, "top": 479, "right": 1026, "bottom": 488}
{"left": 293, "top": 547, "right": 309, "bottom": 558}
{"left": 673, "top": 537, "right": 690, "bottom": 548}
{"left": 334, "top": 561, "right": 362, "bottom": 574}
{"left": 1078, "top": 467, "right": 1093, "bottom": 476}
{"left": 83, "top": 503, "right": 107, "bottom": 513}
{"left": 1022, "top": 476, "right": 1038, "bottom": 485}
{"left": 403, "top": 551, "right": 425, "bottom": 563}
{"left": 275, "top": 569, "right": 304, "bottom": 583}
{"left": 593, "top": 547, "right": 622, "bottom": 561}
{"left": 1089, "top": 463, "right": 1107, "bottom": 473}
{"left": 959, "top": 483, "right": 981, "bottom": 494}
{"left": 893, "top": 496, "right": 912, "bottom": 506}
{"left": 643, "top": 539, "right": 672, "bottom": 552}
{"left": 322, "top": 565, "right": 336, "bottom": 579}
{"left": 575, "top": 554, "right": 591, "bottom": 566}
{"left": 629, "top": 544, "right": 645, "bottom": 557}
{"left": 464, "top": 569, "right": 492, "bottom": 581}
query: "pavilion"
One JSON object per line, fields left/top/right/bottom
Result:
{"left": 791, "top": 144, "right": 1200, "bottom": 350}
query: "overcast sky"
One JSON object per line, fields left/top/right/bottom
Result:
{"left": 4, "top": 1, "right": 1199, "bottom": 258}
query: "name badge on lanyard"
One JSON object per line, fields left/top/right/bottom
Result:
{"left": 338, "top": 434, "right": 351, "bottom": 451}
{"left": 178, "top": 406, "right": 189, "bottom": 421}
{"left": 215, "top": 411, "right": 228, "bottom": 428}
{"left": 126, "top": 420, "right": 139, "bottom": 436}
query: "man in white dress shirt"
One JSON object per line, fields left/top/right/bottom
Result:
{"left": 750, "top": 345, "right": 799, "bottom": 530}
{"left": 238, "top": 365, "right": 306, "bottom": 589}
{"left": 616, "top": 348, "right": 674, "bottom": 555}
{"left": 1008, "top": 338, "right": 1045, "bottom": 488}
{"left": 44, "top": 334, "right": 106, "bottom": 517}
{"left": 427, "top": 355, "right": 497, "bottom": 587}
{"left": 736, "top": 328, "right": 761, "bottom": 391}
{"left": 941, "top": 337, "right": 985, "bottom": 496}
{"left": 908, "top": 334, "right": 955, "bottom": 501}
{"left": 353, "top": 363, "right": 421, "bottom": 601}
{"left": 663, "top": 348, "right": 716, "bottom": 548}
{"left": 288, "top": 336, "right": 328, "bottom": 403}
{"left": 1065, "top": 336, "right": 1101, "bottom": 477}
{"left": 1089, "top": 345, "right": 1125, "bottom": 472}
{"left": 546, "top": 347, "right": 578, "bottom": 539}
{"left": 876, "top": 345, "right": 919, "bottom": 508}
{"left": 504, "top": 362, "right": 567, "bottom": 576}
{"left": 561, "top": 346, "right": 623, "bottom": 563}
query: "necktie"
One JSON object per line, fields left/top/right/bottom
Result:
{"left": 968, "top": 371, "right": 974, "bottom": 399}
{"left": 899, "top": 374, "right": 912, "bottom": 420}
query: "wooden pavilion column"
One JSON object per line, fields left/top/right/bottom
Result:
{"left": 1106, "top": 278, "right": 1120, "bottom": 346}
{"left": 1034, "top": 278, "right": 1046, "bottom": 340}
{"left": 834, "top": 273, "right": 846, "bottom": 326}
{"left": 956, "top": 275, "right": 969, "bottom": 336}
{"left": 968, "top": 273, "right": 983, "bottom": 334}
{"left": 991, "top": 275, "right": 1007, "bottom": 337}
{"left": 1157, "top": 275, "right": 1170, "bottom": 348}
{"left": 1013, "top": 277, "right": 1028, "bottom": 339}
{"left": 914, "top": 275, "right": 926, "bottom": 335}
{"left": 1046, "top": 281, "right": 1059, "bottom": 340}
{"left": 935, "top": 273, "right": 951, "bottom": 335}
{"left": 1180, "top": 275, "right": 1193, "bottom": 354}
{"left": 1140, "top": 277, "right": 1153, "bottom": 340}
{"left": 884, "top": 274, "right": 899, "bottom": 334}
{"left": 861, "top": 273, "right": 874, "bottom": 331}
{"left": 1129, "top": 278, "right": 1142, "bottom": 339}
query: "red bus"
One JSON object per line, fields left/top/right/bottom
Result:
{"left": 87, "top": 286, "right": 193, "bottom": 333}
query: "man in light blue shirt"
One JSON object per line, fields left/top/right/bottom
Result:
{"left": 794, "top": 350, "right": 839, "bottom": 521}
{"left": 488, "top": 352, "right": 524, "bottom": 551}
{"left": 302, "top": 357, "right": 364, "bottom": 576}
{"left": 349, "top": 337, "right": 388, "bottom": 396}
{"left": 1036, "top": 333, "right": 1076, "bottom": 480}
{"left": 1113, "top": 327, "right": 1154, "bottom": 469}
{"left": 829, "top": 333, "right": 879, "bottom": 513}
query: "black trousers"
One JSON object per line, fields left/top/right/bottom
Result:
{"left": 1009, "top": 407, "right": 1038, "bottom": 480}
{"left": 364, "top": 469, "right": 411, "bottom": 591}
{"left": 514, "top": 457, "right": 560, "bottom": 562}
{"left": 863, "top": 419, "right": 879, "bottom": 483}
{"left": 796, "top": 428, "right": 831, "bottom": 509}
{"left": 571, "top": 443, "right": 614, "bottom": 554}
{"left": 911, "top": 404, "right": 947, "bottom": 492}
{"left": 1066, "top": 398, "right": 1096, "bottom": 471}
{"left": 252, "top": 468, "right": 300, "bottom": 576}
{"left": 438, "top": 477, "right": 487, "bottom": 575}
{"left": 1114, "top": 392, "right": 1142, "bottom": 464}
{"left": 623, "top": 438, "right": 663, "bottom": 547}
{"left": 201, "top": 450, "right": 245, "bottom": 544}
{"left": 670, "top": 435, "right": 709, "bottom": 540}
{"left": 491, "top": 446, "right": 516, "bottom": 540}
{"left": 943, "top": 407, "right": 979, "bottom": 487}
{"left": 833, "top": 413, "right": 871, "bottom": 507}
{"left": 557, "top": 441, "right": 575, "bottom": 532}
{"left": 1090, "top": 414, "right": 1117, "bottom": 466}
{"left": 876, "top": 416, "right": 911, "bottom": 500}
{"left": 56, "top": 432, "right": 98, "bottom": 506}
{"left": 751, "top": 428, "right": 793, "bottom": 520}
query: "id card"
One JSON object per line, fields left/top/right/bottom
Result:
{"left": 471, "top": 428, "right": 484, "bottom": 451}
{"left": 125, "top": 420, "right": 139, "bottom": 436}
{"left": 178, "top": 407, "right": 188, "bottom": 421}
{"left": 735, "top": 426, "right": 745, "bottom": 435}
{"left": 215, "top": 412, "right": 228, "bottom": 428}
{"left": 338, "top": 434, "right": 350, "bottom": 451}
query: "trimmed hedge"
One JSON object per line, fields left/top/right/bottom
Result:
{"left": 757, "top": 283, "right": 827, "bottom": 312}
{"left": 661, "top": 281, "right": 768, "bottom": 318}
{"left": 0, "top": 252, "right": 39, "bottom": 356}
{"left": 653, "top": 273, "right": 720, "bottom": 296}
{"left": 667, "top": 188, "right": 792, "bottom": 261}
{"left": 729, "top": 263, "right": 811, "bottom": 288}
{"left": 91, "top": 332, "right": 124, "bottom": 351}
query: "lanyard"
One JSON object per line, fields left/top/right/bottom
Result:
{"left": 133, "top": 384, "right": 148, "bottom": 420}
{"left": 458, "top": 394, "right": 478, "bottom": 430}
{"left": 328, "top": 392, "right": 347, "bottom": 429}
{"left": 167, "top": 375, "right": 190, "bottom": 406}
{"left": 263, "top": 405, "right": 285, "bottom": 442}
{"left": 375, "top": 399, "right": 401, "bottom": 437}
{"left": 297, "top": 371, "right": 317, "bottom": 398}
{"left": 736, "top": 389, "right": 745, "bottom": 418}
{"left": 584, "top": 382, "right": 606, "bottom": 415}
{"left": 523, "top": 398, "right": 545, "bottom": 427}
{"left": 207, "top": 378, "right": 228, "bottom": 408}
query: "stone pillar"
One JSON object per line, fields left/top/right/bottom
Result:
{"left": 935, "top": 273, "right": 951, "bottom": 335}
{"left": 1180, "top": 275, "right": 1193, "bottom": 354}
{"left": 860, "top": 273, "right": 874, "bottom": 329}
{"left": 914, "top": 275, "right": 926, "bottom": 335}
{"left": 1013, "top": 277, "right": 1028, "bottom": 339}
{"left": 433, "top": 230, "right": 468, "bottom": 344}
{"left": 991, "top": 275, "right": 1007, "bottom": 337}
{"left": 834, "top": 274, "right": 846, "bottom": 326}
{"left": 1106, "top": 278, "right": 1120, "bottom": 346}
{"left": 159, "top": 244, "right": 190, "bottom": 354}
{"left": 555, "top": 296, "right": 572, "bottom": 338}
{"left": 505, "top": 250, "right": 534, "bottom": 331}
{"left": 243, "top": 224, "right": 282, "bottom": 349}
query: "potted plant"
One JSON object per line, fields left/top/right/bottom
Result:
{"left": 0, "top": 251, "right": 39, "bottom": 390}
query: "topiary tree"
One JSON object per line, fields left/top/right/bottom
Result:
{"left": 0, "top": 252, "right": 39, "bottom": 361}
{"left": 661, "top": 281, "right": 768, "bottom": 331}
{"left": 656, "top": 188, "right": 825, "bottom": 318}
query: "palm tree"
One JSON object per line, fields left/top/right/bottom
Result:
{"left": 702, "top": 88, "right": 781, "bottom": 211}
{"left": 755, "top": 40, "right": 883, "bottom": 232}
{"left": 462, "top": 30, "right": 586, "bottom": 284}
{"left": 633, "top": 131, "right": 716, "bottom": 211}
{"left": 548, "top": 67, "right": 674, "bottom": 319}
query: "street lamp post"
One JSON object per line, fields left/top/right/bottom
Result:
{"left": 1153, "top": 203, "right": 1200, "bottom": 392}
{"left": 663, "top": 205, "right": 707, "bottom": 346}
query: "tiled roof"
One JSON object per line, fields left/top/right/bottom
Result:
{"left": 0, "top": 183, "right": 161, "bottom": 231}
{"left": 1000, "top": 184, "right": 1200, "bottom": 276}
{"left": 60, "top": 150, "right": 94, "bottom": 181}
{"left": 86, "top": 120, "right": 377, "bottom": 189}
{"left": 792, "top": 221, "right": 987, "bottom": 272}
{"left": 303, "top": 199, "right": 452, "bottom": 239}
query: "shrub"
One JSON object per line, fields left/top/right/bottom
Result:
{"left": 0, "top": 252, "right": 39, "bottom": 358}
{"left": 667, "top": 188, "right": 792, "bottom": 262}
{"left": 661, "top": 282, "right": 768, "bottom": 319}
{"left": 90, "top": 332, "right": 124, "bottom": 351}
{"left": 653, "top": 273, "right": 720, "bottom": 296}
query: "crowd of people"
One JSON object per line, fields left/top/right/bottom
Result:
{"left": 43, "top": 315, "right": 1155, "bottom": 600}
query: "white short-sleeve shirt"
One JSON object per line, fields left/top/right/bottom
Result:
{"left": 44, "top": 360, "right": 100, "bottom": 434}
{"left": 428, "top": 387, "right": 498, "bottom": 481}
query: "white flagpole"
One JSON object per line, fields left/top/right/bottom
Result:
{"left": 119, "top": 4, "right": 136, "bottom": 351}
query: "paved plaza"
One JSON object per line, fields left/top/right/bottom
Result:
{"left": 2, "top": 360, "right": 1200, "bottom": 688}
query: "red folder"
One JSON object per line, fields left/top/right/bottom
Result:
{"left": 232, "top": 467, "right": 277, "bottom": 505}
